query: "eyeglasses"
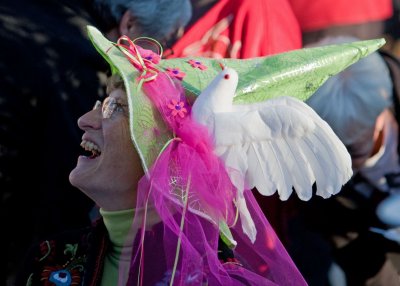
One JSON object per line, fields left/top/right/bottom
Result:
{"left": 93, "top": 97, "right": 128, "bottom": 119}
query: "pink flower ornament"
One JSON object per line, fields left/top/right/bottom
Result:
{"left": 168, "top": 99, "right": 187, "bottom": 118}
{"left": 188, "top": 59, "right": 208, "bottom": 70}
{"left": 136, "top": 46, "right": 161, "bottom": 64}
{"left": 166, "top": 67, "right": 186, "bottom": 80}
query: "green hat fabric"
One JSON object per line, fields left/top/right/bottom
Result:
{"left": 87, "top": 25, "right": 385, "bottom": 173}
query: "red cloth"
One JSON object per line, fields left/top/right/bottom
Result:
{"left": 288, "top": 0, "right": 393, "bottom": 32}
{"left": 166, "top": 0, "right": 302, "bottom": 59}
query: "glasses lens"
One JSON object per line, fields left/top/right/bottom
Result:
{"left": 102, "top": 97, "right": 116, "bottom": 119}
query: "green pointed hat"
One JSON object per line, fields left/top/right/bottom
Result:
{"left": 87, "top": 25, "right": 385, "bottom": 173}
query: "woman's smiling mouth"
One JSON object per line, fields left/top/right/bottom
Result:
{"left": 80, "top": 139, "right": 101, "bottom": 158}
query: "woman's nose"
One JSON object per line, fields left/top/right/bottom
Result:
{"left": 77, "top": 106, "right": 102, "bottom": 130}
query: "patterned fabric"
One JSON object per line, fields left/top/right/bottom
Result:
{"left": 15, "top": 220, "right": 108, "bottom": 286}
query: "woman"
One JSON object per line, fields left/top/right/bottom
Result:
{"left": 17, "top": 69, "right": 307, "bottom": 286}
{"left": 16, "top": 26, "right": 383, "bottom": 285}
{"left": 17, "top": 75, "right": 306, "bottom": 286}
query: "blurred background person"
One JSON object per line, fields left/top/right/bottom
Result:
{"left": 287, "top": 36, "right": 400, "bottom": 286}
{"left": 165, "top": 0, "right": 302, "bottom": 58}
{"left": 88, "top": 0, "right": 192, "bottom": 48}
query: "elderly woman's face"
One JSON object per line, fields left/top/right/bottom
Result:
{"left": 69, "top": 87, "right": 144, "bottom": 211}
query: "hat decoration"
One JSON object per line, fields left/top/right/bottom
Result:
{"left": 87, "top": 25, "right": 385, "bottom": 285}
{"left": 88, "top": 25, "right": 385, "bottom": 174}
{"left": 113, "top": 34, "right": 238, "bottom": 228}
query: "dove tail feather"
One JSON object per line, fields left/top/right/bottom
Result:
{"left": 236, "top": 193, "right": 257, "bottom": 243}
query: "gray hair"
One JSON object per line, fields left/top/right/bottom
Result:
{"left": 306, "top": 36, "right": 393, "bottom": 166}
{"left": 91, "top": 0, "right": 192, "bottom": 42}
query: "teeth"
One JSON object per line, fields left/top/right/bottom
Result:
{"left": 81, "top": 140, "right": 101, "bottom": 156}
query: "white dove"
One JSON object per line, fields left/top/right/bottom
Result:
{"left": 191, "top": 65, "right": 353, "bottom": 243}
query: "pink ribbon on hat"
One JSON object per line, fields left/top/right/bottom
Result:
{"left": 114, "top": 35, "right": 160, "bottom": 88}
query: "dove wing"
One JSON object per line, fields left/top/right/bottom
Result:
{"left": 212, "top": 96, "right": 352, "bottom": 201}
{"left": 191, "top": 67, "right": 352, "bottom": 242}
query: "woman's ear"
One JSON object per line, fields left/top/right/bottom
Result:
{"left": 119, "top": 10, "right": 138, "bottom": 39}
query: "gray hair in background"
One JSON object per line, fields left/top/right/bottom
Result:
{"left": 306, "top": 36, "right": 393, "bottom": 166}
{"left": 91, "top": 0, "right": 192, "bottom": 42}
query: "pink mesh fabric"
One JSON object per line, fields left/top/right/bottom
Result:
{"left": 123, "top": 71, "right": 306, "bottom": 285}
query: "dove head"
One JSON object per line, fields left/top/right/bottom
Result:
{"left": 192, "top": 66, "right": 239, "bottom": 125}
{"left": 208, "top": 66, "right": 239, "bottom": 105}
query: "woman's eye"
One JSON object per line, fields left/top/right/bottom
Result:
{"left": 114, "top": 103, "right": 129, "bottom": 115}
{"left": 115, "top": 103, "right": 125, "bottom": 112}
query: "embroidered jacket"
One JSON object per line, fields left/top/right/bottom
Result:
{"left": 16, "top": 219, "right": 235, "bottom": 286}
{"left": 16, "top": 219, "right": 108, "bottom": 286}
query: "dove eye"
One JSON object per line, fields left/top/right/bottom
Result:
{"left": 224, "top": 74, "right": 230, "bottom": 80}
